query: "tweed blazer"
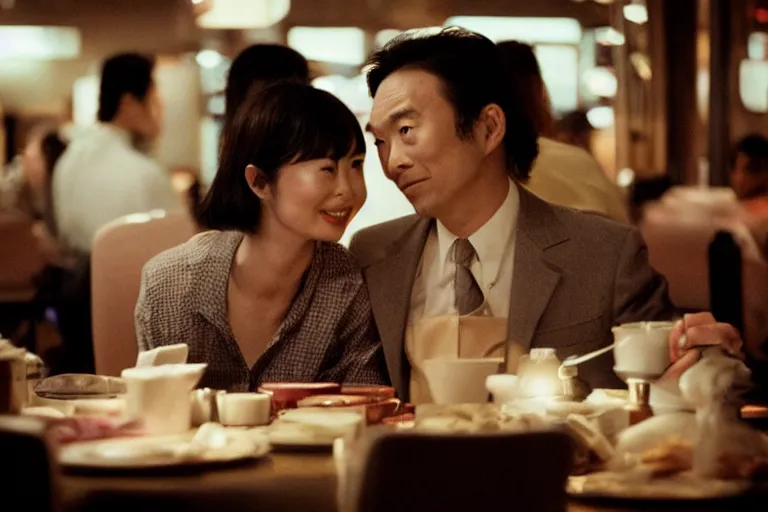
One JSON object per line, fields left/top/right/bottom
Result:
{"left": 349, "top": 185, "right": 678, "bottom": 400}
{"left": 135, "top": 230, "right": 389, "bottom": 391}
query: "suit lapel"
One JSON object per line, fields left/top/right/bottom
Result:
{"left": 505, "top": 187, "right": 568, "bottom": 372}
{"left": 365, "top": 218, "right": 431, "bottom": 398}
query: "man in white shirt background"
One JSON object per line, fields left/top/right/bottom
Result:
{"left": 53, "top": 52, "right": 179, "bottom": 254}
{"left": 48, "top": 53, "right": 178, "bottom": 374}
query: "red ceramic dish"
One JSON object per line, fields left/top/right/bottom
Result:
{"left": 340, "top": 385, "right": 396, "bottom": 400}
{"left": 296, "top": 394, "right": 400, "bottom": 424}
{"left": 257, "top": 382, "right": 341, "bottom": 413}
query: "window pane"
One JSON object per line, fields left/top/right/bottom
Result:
{"left": 535, "top": 45, "right": 580, "bottom": 114}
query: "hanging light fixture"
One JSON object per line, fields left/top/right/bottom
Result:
{"left": 193, "top": 0, "right": 290, "bottom": 29}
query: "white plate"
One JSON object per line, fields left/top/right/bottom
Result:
{"left": 568, "top": 471, "right": 749, "bottom": 500}
{"left": 58, "top": 430, "right": 269, "bottom": 470}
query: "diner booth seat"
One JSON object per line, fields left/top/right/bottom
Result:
{"left": 91, "top": 210, "right": 197, "bottom": 376}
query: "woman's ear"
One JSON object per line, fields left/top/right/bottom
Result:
{"left": 477, "top": 103, "right": 506, "bottom": 155}
{"left": 245, "top": 164, "right": 271, "bottom": 201}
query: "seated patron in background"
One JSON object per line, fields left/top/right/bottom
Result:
{"left": 136, "top": 83, "right": 387, "bottom": 391}
{"left": 222, "top": 44, "right": 310, "bottom": 129}
{"left": 53, "top": 52, "right": 179, "bottom": 254}
{"left": 21, "top": 126, "right": 68, "bottom": 265}
{"left": 729, "top": 134, "right": 768, "bottom": 217}
{"left": 186, "top": 44, "right": 311, "bottom": 226}
{"left": 353, "top": 28, "right": 742, "bottom": 403}
{"left": 496, "top": 41, "right": 628, "bottom": 224}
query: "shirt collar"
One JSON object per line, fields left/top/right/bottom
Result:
{"left": 100, "top": 123, "right": 134, "bottom": 147}
{"left": 436, "top": 179, "right": 520, "bottom": 280}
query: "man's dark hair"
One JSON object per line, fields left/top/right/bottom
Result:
{"left": 366, "top": 28, "right": 538, "bottom": 181}
{"left": 224, "top": 44, "right": 310, "bottom": 127}
{"left": 496, "top": 40, "right": 553, "bottom": 137}
{"left": 97, "top": 53, "right": 156, "bottom": 122}
{"left": 733, "top": 134, "right": 768, "bottom": 174}
{"left": 199, "top": 83, "right": 365, "bottom": 233}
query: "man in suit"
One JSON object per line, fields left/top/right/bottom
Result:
{"left": 351, "top": 28, "right": 742, "bottom": 402}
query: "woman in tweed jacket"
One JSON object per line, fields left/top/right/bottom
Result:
{"left": 135, "top": 83, "right": 388, "bottom": 391}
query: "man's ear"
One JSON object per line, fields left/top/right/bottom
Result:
{"left": 245, "top": 164, "right": 271, "bottom": 201}
{"left": 477, "top": 103, "right": 506, "bottom": 155}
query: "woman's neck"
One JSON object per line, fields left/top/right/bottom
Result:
{"left": 231, "top": 226, "right": 315, "bottom": 299}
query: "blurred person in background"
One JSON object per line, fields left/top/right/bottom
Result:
{"left": 0, "top": 123, "right": 59, "bottom": 219}
{"left": 556, "top": 109, "right": 594, "bottom": 154}
{"left": 223, "top": 44, "right": 310, "bottom": 128}
{"left": 729, "top": 134, "right": 768, "bottom": 216}
{"left": 53, "top": 52, "right": 179, "bottom": 255}
{"left": 184, "top": 44, "right": 310, "bottom": 226}
{"left": 49, "top": 53, "right": 178, "bottom": 373}
{"left": 23, "top": 127, "right": 68, "bottom": 265}
{"left": 136, "top": 83, "right": 386, "bottom": 391}
{"left": 496, "top": 41, "right": 628, "bottom": 223}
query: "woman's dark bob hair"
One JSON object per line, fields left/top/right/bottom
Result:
{"left": 198, "top": 82, "right": 366, "bottom": 233}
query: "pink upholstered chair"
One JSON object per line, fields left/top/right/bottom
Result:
{"left": 91, "top": 210, "right": 197, "bottom": 376}
{"left": 639, "top": 197, "right": 755, "bottom": 311}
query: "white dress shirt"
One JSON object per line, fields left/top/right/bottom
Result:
{"left": 408, "top": 179, "right": 519, "bottom": 324}
{"left": 53, "top": 124, "right": 180, "bottom": 252}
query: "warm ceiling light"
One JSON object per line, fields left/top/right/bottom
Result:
{"left": 288, "top": 27, "right": 366, "bottom": 65}
{"left": 586, "top": 106, "right": 615, "bottom": 129}
{"left": 623, "top": 1, "right": 648, "bottom": 25}
{"left": 195, "top": 0, "right": 290, "bottom": 29}
{"left": 0, "top": 26, "right": 80, "bottom": 59}
{"left": 583, "top": 67, "right": 618, "bottom": 97}
{"left": 195, "top": 49, "right": 223, "bottom": 69}
{"left": 444, "top": 16, "right": 582, "bottom": 44}
{"left": 595, "top": 27, "right": 625, "bottom": 46}
{"left": 630, "top": 52, "right": 652, "bottom": 80}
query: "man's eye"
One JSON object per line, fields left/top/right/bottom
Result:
{"left": 399, "top": 126, "right": 412, "bottom": 136}
{"left": 374, "top": 139, "right": 385, "bottom": 147}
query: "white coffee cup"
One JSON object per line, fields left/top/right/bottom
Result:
{"left": 422, "top": 357, "right": 503, "bottom": 404}
{"left": 612, "top": 321, "right": 675, "bottom": 381}
{"left": 216, "top": 392, "right": 271, "bottom": 427}
{"left": 121, "top": 363, "right": 206, "bottom": 436}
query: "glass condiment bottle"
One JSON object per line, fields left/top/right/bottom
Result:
{"left": 625, "top": 378, "right": 653, "bottom": 425}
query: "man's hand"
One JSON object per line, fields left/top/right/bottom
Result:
{"left": 658, "top": 312, "right": 744, "bottom": 382}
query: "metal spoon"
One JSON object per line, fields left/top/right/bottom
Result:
{"left": 560, "top": 343, "right": 616, "bottom": 369}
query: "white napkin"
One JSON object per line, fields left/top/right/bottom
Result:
{"left": 135, "top": 344, "right": 189, "bottom": 367}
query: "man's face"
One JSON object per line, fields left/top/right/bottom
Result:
{"left": 124, "top": 82, "right": 163, "bottom": 142}
{"left": 730, "top": 153, "right": 767, "bottom": 200}
{"left": 367, "top": 69, "right": 487, "bottom": 218}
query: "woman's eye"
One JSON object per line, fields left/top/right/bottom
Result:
{"left": 321, "top": 165, "right": 335, "bottom": 173}
{"left": 352, "top": 159, "right": 364, "bottom": 170}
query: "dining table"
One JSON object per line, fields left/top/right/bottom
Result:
{"left": 59, "top": 450, "right": 768, "bottom": 512}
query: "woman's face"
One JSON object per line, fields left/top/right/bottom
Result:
{"left": 260, "top": 153, "right": 367, "bottom": 242}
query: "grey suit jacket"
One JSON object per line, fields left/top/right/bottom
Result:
{"left": 349, "top": 186, "right": 678, "bottom": 401}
